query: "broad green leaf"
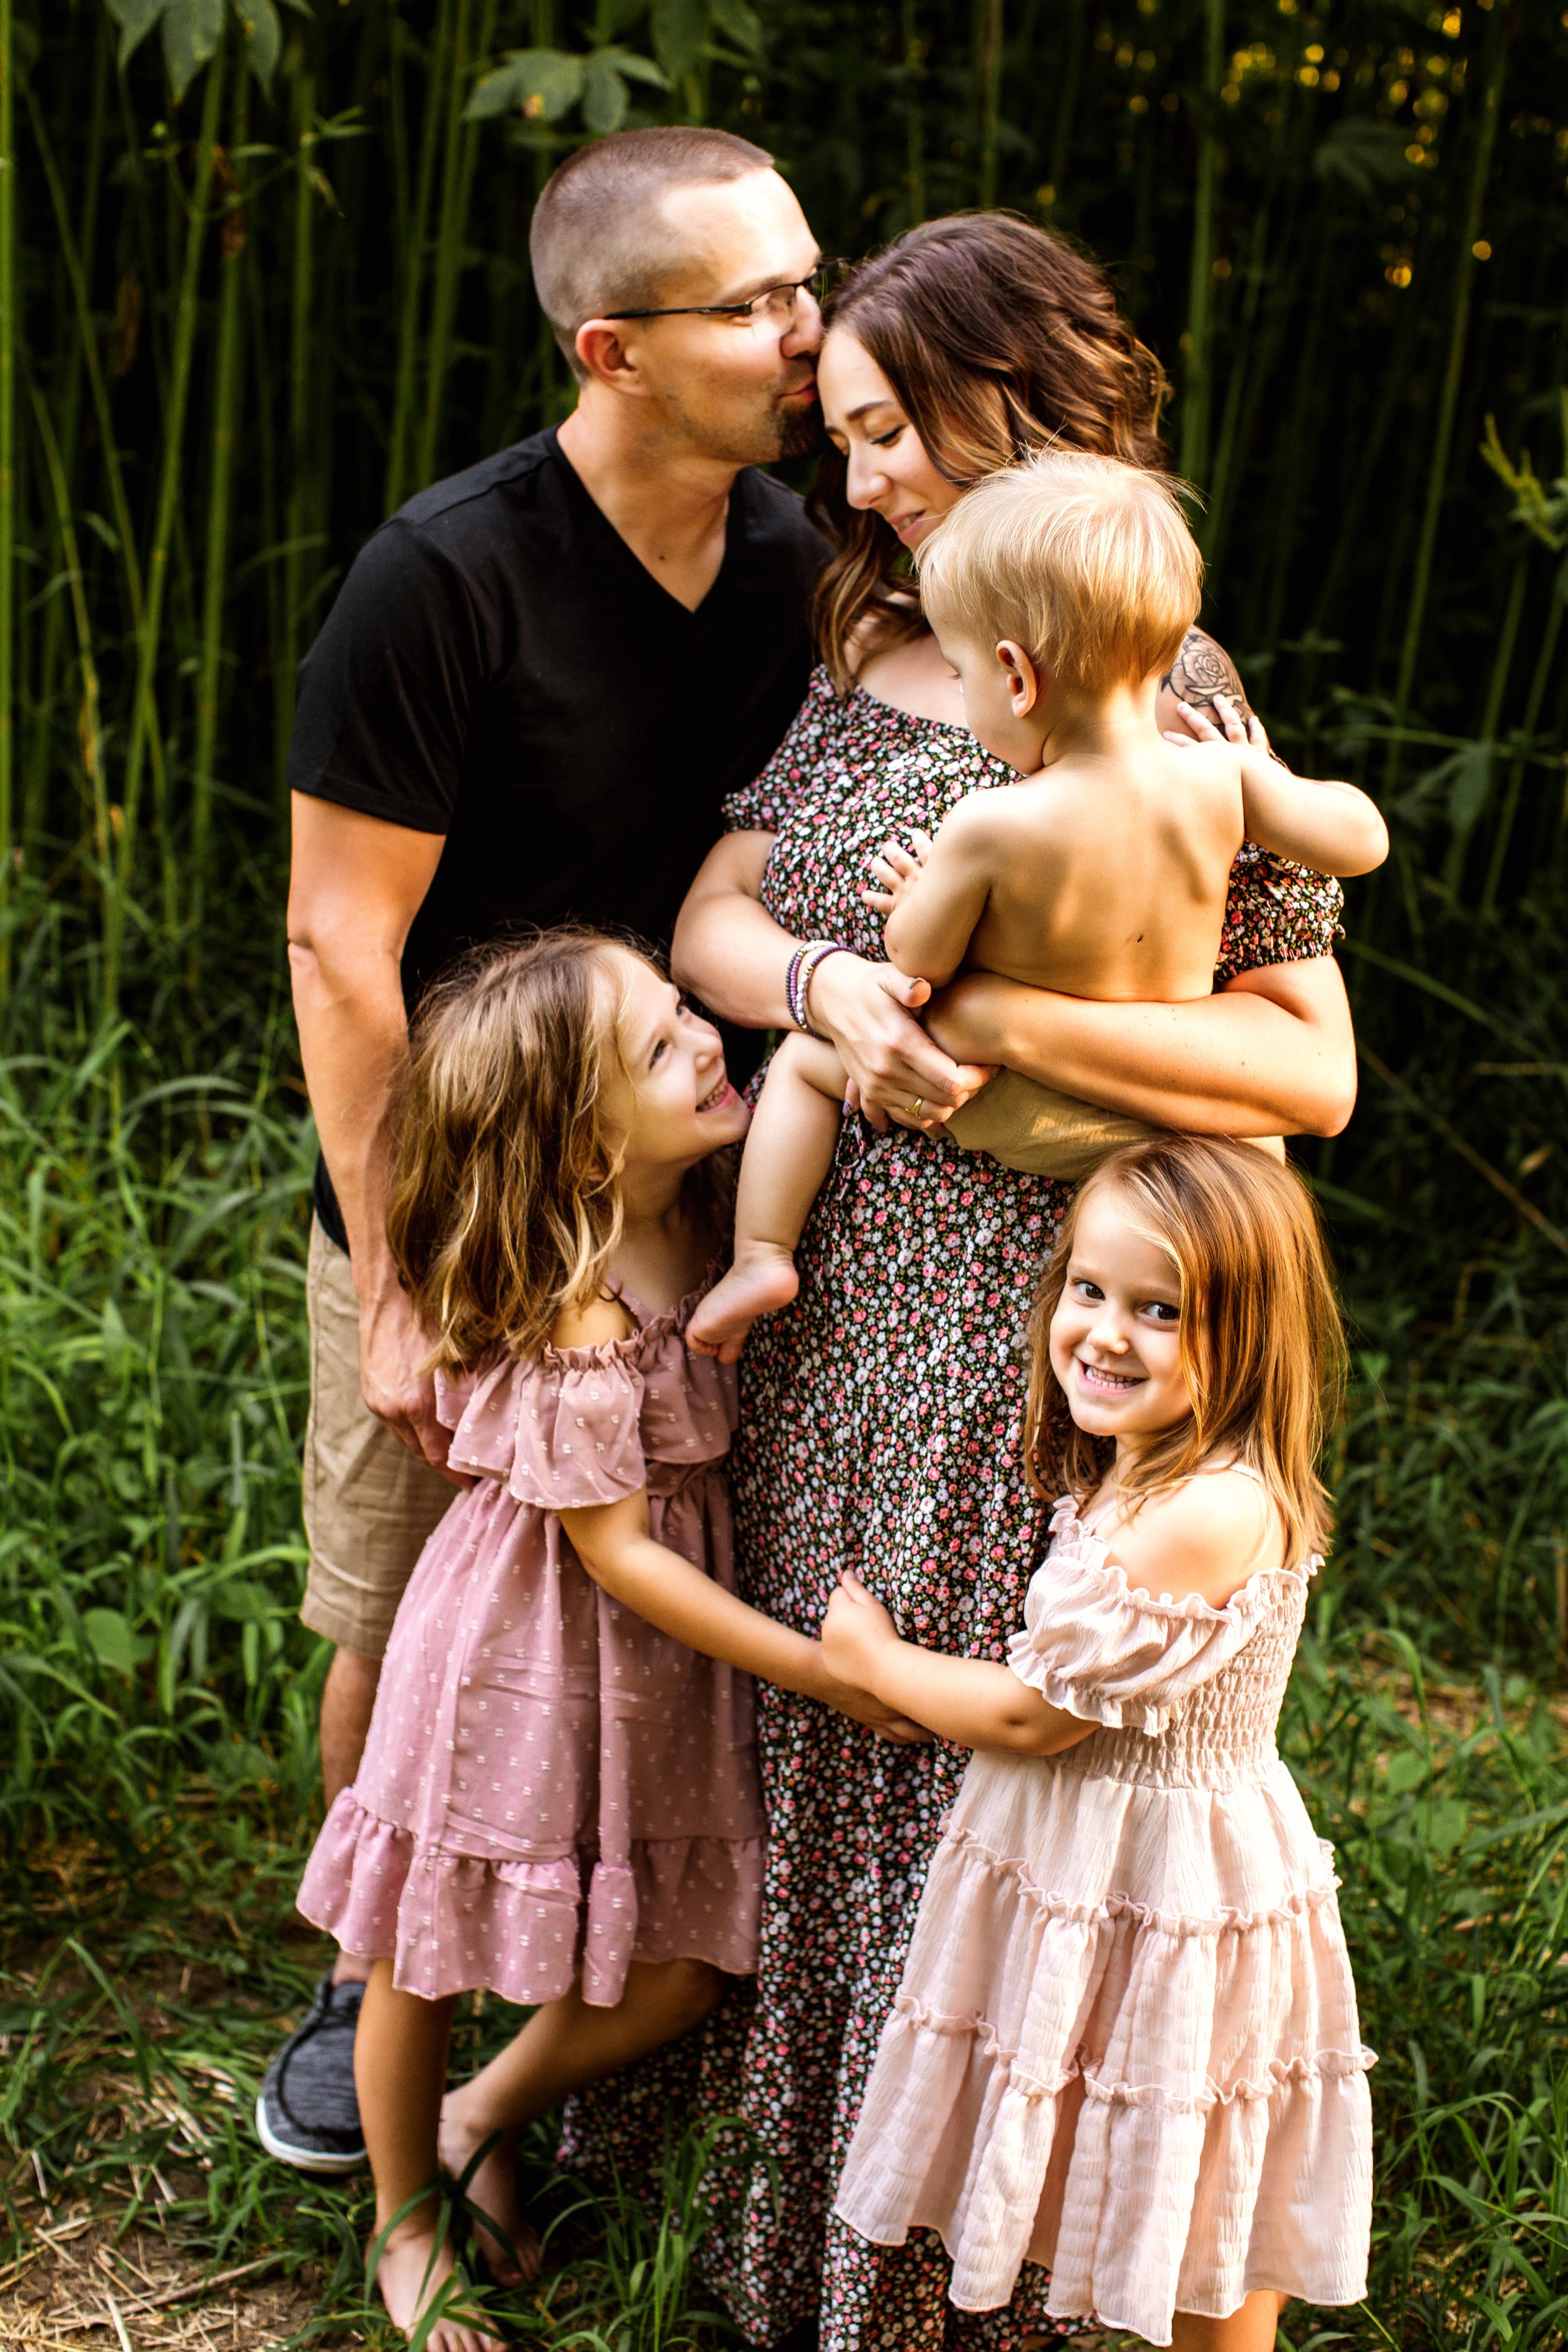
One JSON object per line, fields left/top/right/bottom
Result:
{"left": 464, "top": 48, "right": 584, "bottom": 122}
{"left": 1312, "top": 117, "right": 1417, "bottom": 197}
{"left": 161, "top": 0, "right": 225, "bottom": 101}
{"left": 708, "top": 0, "right": 764, "bottom": 55}
{"left": 233, "top": 0, "right": 281, "bottom": 90}
{"left": 599, "top": 46, "right": 670, "bottom": 89}
{"left": 83, "top": 1608, "right": 153, "bottom": 1674}
{"left": 582, "top": 54, "right": 630, "bottom": 135}
{"left": 1385, "top": 1748, "right": 1428, "bottom": 1796}
{"left": 1426, "top": 1798, "right": 1470, "bottom": 1857}
{"left": 652, "top": 0, "right": 705, "bottom": 82}
{"left": 105, "top": 0, "right": 170, "bottom": 70}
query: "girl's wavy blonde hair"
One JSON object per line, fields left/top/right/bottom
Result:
{"left": 1024, "top": 1135, "right": 1346, "bottom": 1565}
{"left": 387, "top": 928, "right": 642, "bottom": 1371}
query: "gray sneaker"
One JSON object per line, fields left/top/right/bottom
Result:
{"left": 255, "top": 1974, "right": 368, "bottom": 2173}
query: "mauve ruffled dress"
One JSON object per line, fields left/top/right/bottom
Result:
{"left": 834, "top": 1496, "right": 1375, "bottom": 2348}
{"left": 297, "top": 1281, "right": 766, "bottom": 2005}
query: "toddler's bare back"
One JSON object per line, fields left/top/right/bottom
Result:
{"left": 884, "top": 737, "right": 1246, "bottom": 1005}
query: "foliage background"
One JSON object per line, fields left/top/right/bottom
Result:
{"left": 3, "top": 0, "right": 1568, "bottom": 2345}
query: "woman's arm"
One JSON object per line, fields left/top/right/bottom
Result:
{"left": 928, "top": 956, "right": 1357, "bottom": 1138}
{"left": 559, "top": 1491, "right": 933, "bottom": 1744}
{"left": 671, "top": 830, "right": 979, "bottom": 1129}
{"left": 821, "top": 1574, "right": 1093, "bottom": 1757}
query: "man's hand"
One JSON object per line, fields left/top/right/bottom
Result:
{"left": 358, "top": 1279, "right": 467, "bottom": 1483}
{"left": 808, "top": 951, "right": 990, "bottom": 1134}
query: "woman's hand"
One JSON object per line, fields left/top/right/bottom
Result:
{"left": 809, "top": 951, "right": 992, "bottom": 1135}
{"left": 822, "top": 1570, "right": 903, "bottom": 1692}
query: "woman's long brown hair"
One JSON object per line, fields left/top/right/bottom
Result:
{"left": 813, "top": 213, "right": 1172, "bottom": 692}
{"left": 386, "top": 928, "right": 632, "bottom": 1372}
{"left": 1022, "top": 1136, "right": 1346, "bottom": 1566}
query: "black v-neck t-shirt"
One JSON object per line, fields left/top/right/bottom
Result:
{"left": 289, "top": 427, "right": 825, "bottom": 1249}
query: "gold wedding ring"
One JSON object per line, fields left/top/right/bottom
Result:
{"left": 908, "top": 1096, "right": 925, "bottom": 1118}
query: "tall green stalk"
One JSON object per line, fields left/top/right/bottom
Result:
{"left": 277, "top": 61, "right": 317, "bottom": 771}
{"left": 0, "top": 0, "right": 17, "bottom": 982}
{"left": 901, "top": 0, "right": 926, "bottom": 225}
{"left": 23, "top": 22, "right": 109, "bottom": 860}
{"left": 386, "top": 0, "right": 458, "bottom": 513}
{"left": 1482, "top": 575, "right": 1567, "bottom": 912}
{"left": 1179, "top": 0, "right": 1225, "bottom": 488}
{"left": 193, "top": 53, "right": 249, "bottom": 952}
{"left": 1387, "top": 0, "right": 1508, "bottom": 790}
{"left": 974, "top": 0, "right": 1003, "bottom": 211}
{"left": 1045, "top": 0, "right": 1086, "bottom": 214}
{"left": 29, "top": 383, "right": 107, "bottom": 908}
{"left": 415, "top": 0, "right": 498, "bottom": 493}
{"left": 114, "top": 46, "right": 225, "bottom": 997}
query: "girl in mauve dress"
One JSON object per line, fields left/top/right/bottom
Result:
{"left": 822, "top": 1135, "right": 1375, "bottom": 2352}
{"left": 296, "top": 930, "right": 920, "bottom": 2352}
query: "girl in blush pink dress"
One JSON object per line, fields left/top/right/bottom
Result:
{"left": 820, "top": 1137, "right": 1374, "bottom": 2352}
{"left": 297, "top": 931, "right": 920, "bottom": 2352}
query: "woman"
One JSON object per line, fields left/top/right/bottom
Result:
{"left": 586, "top": 216, "right": 1355, "bottom": 2352}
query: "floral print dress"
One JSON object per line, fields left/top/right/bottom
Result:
{"left": 564, "top": 668, "right": 1343, "bottom": 2352}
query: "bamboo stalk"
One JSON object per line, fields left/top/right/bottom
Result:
{"left": 1386, "top": 0, "right": 1508, "bottom": 792}
{"left": 0, "top": 0, "right": 16, "bottom": 985}
{"left": 22, "top": 19, "right": 109, "bottom": 859}
{"left": 276, "top": 60, "right": 317, "bottom": 773}
{"left": 192, "top": 50, "right": 248, "bottom": 955}
{"left": 113, "top": 43, "right": 225, "bottom": 996}
{"left": 1482, "top": 573, "right": 1567, "bottom": 914}
{"left": 1178, "top": 0, "right": 1226, "bottom": 488}
{"left": 1444, "top": 545, "right": 1526, "bottom": 893}
{"left": 415, "top": 0, "right": 497, "bottom": 493}
{"left": 901, "top": 0, "right": 926, "bottom": 225}
{"left": 386, "top": 0, "right": 457, "bottom": 514}
{"left": 29, "top": 383, "right": 107, "bottom": 907}
{"left": 1044, "top": 0, "right": 1086, "bottom": 215}
{"left": 975, "top": 0, "right": 1004, "bottom": 211}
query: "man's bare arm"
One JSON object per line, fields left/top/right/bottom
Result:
{"left": 287, "top": 795, "right": 458, "bottom": 1477}
{"left": 928, "top": 956, "right": 1357, "bottom": 1138}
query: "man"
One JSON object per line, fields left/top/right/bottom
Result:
{"left": 257, "top": 125, "right": 829, "bottom": 2176}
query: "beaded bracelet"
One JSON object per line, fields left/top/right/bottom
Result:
{"left": 792, "top": 940, "right": 852, "bottom": 1042}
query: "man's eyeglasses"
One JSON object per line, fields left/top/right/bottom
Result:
{"left": 602, "top": 261, "right": 848, "bottom": 329}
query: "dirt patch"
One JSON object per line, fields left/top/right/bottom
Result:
{"left": 0, "top": 2212, "right": 333, "bottom": 2352}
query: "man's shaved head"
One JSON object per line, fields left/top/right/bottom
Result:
{"left": 530, "top": 127, "right": 776, "bottom": 381}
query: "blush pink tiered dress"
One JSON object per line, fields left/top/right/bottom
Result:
{"left": 834, "top": 1493, "right": 1375, "bottom": 2348}
{"left": 297, "top": 1281, "right": 766, "bottom": 2007}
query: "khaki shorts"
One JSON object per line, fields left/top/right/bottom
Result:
{"left": 300, "top": 1217, "right": 455, "bottom": 1660}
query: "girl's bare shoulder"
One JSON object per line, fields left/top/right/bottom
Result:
{"left": 1104, "top": 1471, "right": 1282, "bottom": 1609}
{"left": 548, "top": 1293, "right": 637, "bottom": 1352}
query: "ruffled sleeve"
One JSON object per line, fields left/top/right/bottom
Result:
{"left": 1007, "top": 1501, "right": 1281, "bottom": 1735}
{"left": 721, "top": 666, "right": 837, "bottom": 834}
{"left": 1215, "top": 840, "right": 1343, "bottom": 983}
{"left": 435, "top": 1345, "right": 647, "bottom": 1510}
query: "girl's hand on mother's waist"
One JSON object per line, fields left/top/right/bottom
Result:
{"left": 810, "top": 953, "right": 993, "bottom": 1135}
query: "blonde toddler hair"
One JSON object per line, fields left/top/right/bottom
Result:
{"left": 916, "top": 446, "right": 1202, "bottom": 699}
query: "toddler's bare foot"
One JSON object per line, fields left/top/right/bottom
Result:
{"left": 438, "top": 2092, "right": 541, "bottom": 2286}
{"left": 687, "top": 1249, "right": 800, "bottom": 1362}
{"left": 373, "top": 2223, "right": 503, "bottom": 2352}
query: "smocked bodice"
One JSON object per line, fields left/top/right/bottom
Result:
{"left": 1009, "top": 1497, "right": 1315, "bottom": 1794}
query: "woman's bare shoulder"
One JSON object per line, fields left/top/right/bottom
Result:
{"left": 1159, "top": 627, "right": 1251, "bottom": 724}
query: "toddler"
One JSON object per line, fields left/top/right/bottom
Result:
{"left": 824, "top": 1135, "right": 1375, "bottom": 2349}
{"left": 689, "top": 451, "right": 1386, "bottom": 1360}
{"left": 292, "top": 930, "right": 919, "bottom": 2352}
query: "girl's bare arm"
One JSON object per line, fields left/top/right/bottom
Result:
{"left": 559, "top": 1493, "right": 933, "bottom": 1745}
{"left": 820, "top": 1574, "right": 1093, "bottom": 1757}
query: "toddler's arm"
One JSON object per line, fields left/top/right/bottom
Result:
{"left": 820, "top": 1572, "right": 1093, "bottom": 1757}
{"left": 1173, "top": 693, "right": 1387, "bottom": 877}
{"left": 559, "top": 1493, "right": 933, "bottom": 1745}
{"left": 869, "top": 802, "right": 999, "bottom": 987}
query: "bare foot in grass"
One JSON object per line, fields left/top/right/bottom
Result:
{"left": 687, "top": 1246, "right": 800, "bottom": 1361}
{"left": 373, "top": 2225, "right": 504, "bottom": 2352}
{"left": 438, "top": 2094, "right": 541, "bottom": 2287}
